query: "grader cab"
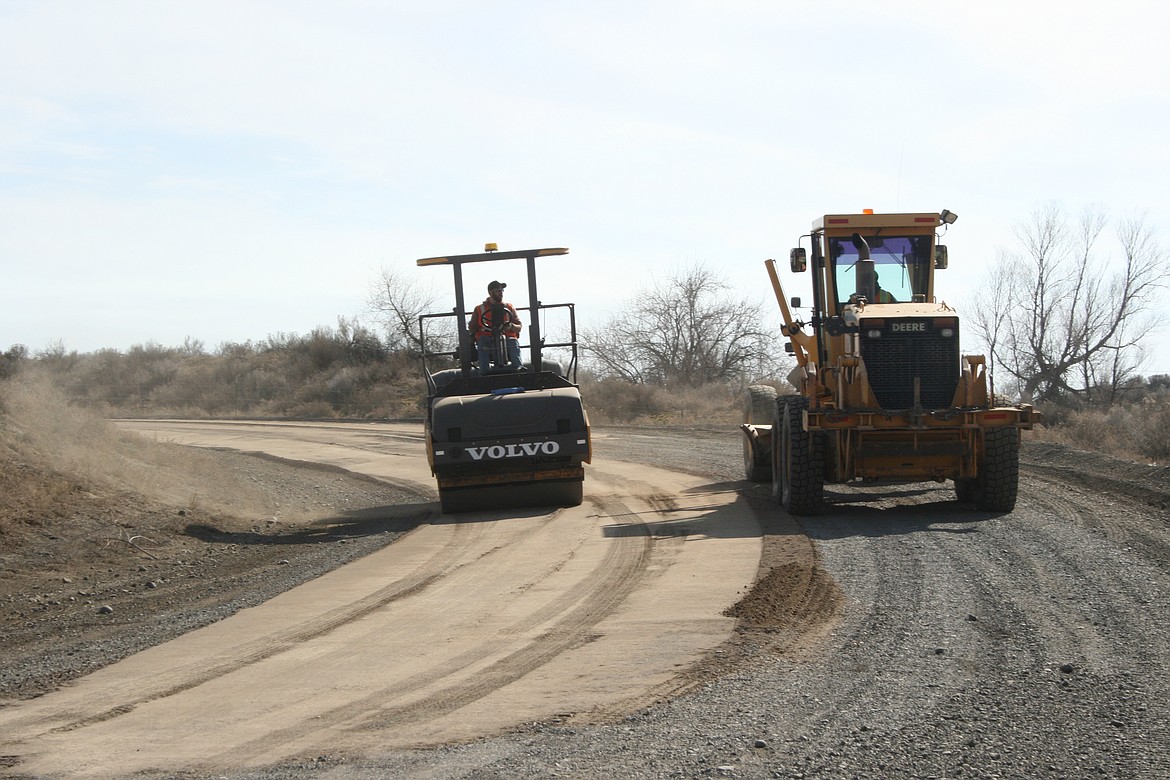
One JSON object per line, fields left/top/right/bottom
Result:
{"left": 741, "top": 209, "right": 1040, "bottom": 515}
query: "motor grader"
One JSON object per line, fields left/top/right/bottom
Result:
{"left": 741, "top": 209, "right": 1040, "bottom": 515}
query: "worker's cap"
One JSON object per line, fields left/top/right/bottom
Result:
{"left": 487, "top": 280, "right": 506, "bottom": 291}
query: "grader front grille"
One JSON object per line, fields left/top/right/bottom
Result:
{"left": 860, "top": 320, "right": 960, "bottom": 410}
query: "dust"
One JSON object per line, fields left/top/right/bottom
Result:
{"left": 1, "top": 373, "right": 311, "bottom": 527}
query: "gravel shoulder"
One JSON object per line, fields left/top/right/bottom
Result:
{"left": 0, "top": 450, "right": 428, "bottom": 702}
{"left": 3, "top": 427, "right": 1169, "bottom": 779}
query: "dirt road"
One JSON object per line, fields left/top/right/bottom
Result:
{"left": 3, "top": 422, "right": 1168, "bottom": 779}
{"left": 0, "top": 421, "right": 767, "bottom": 778}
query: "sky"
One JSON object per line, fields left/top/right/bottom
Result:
{"left": 3, "top": 1, "right": 1170, "bottom": 374}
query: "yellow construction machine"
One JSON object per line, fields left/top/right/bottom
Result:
{"left": 416, "top": 245, "right": 591, "bottom": 514}
{"left": 741, "top": 209, "right": 1040, "bottom": 515}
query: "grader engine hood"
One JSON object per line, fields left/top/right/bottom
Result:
{"left": 854, "top": 306, "right": 962, "bottom": 410}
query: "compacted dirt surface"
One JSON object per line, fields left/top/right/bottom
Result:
{"left": 1, "top": 421, "right": 1168, "bottom": 779}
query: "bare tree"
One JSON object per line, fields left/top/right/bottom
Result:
{"left": 969, "top": 248, "right": 1017, "bottom": 395}
{"left": 367, "top": 267, "right": 449, "bottom": 356}
{"left": 972, "top": 204, "right": 1168, "bottom": 404}
{"left": 580, "top": 264, "right": 781, "bottom": 386}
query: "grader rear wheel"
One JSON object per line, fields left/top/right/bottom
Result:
{"left": 743, "top": 385, "right": 777, "bottom": 482}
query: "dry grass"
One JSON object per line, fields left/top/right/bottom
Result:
{"left": 579, "top": 377, "right": 763, "bottom": 426}
{"left": 11, "top": 341, "right": 1169, "bottom": 471}
{"left": 580, "top": 375, "right": 1170, "bottom": 466}
{"left": 1030, "top": 397, "right": 1170, "bottom": 463}
{"left": 35, "top": 335, "right": 422, "bottom": 420}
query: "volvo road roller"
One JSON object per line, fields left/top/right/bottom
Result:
{"left": 417, "top": 245, "right": 591, "bottom": 513}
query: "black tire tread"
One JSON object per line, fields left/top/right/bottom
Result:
{"left": 743, "top": 385, "right": 777, "bottom": 482}
{"left": 976, "top": 427, "right": 1019, "bottom": 512}
{"left": 780, "top": 396, "right": 823, "bottom": 516}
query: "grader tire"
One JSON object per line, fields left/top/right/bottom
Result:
{"left": 770, "top": 400, "right": 785, "bottom": 502}
{"left": 743, "top": 385, "right": 777, "bottom": 482}
{"left": 976, "top": 427, "right": 1020, "bottom": 512}
{"left": 773, "top": 396, "right": 823, "bottom": 516}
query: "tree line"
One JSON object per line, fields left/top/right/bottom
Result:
{"left": 3, "top": 203, "right": 1168, "bottom": 437}
{"left": 9, "top": 321, "right": 421, "bottom": 419}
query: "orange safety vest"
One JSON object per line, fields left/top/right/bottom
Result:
{"left": 470, "top": 300, "right": 522, "bottom": 339}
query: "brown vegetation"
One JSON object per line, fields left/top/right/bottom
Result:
{"left": 28, "top": 322, "right": 423, "bottom": 419}
{"left": 972, "top": 204, "right": 1169, "bottom": 404}
{"left": 580, "top": 264, "right": 782, "bottom": 386}
{"left": 1030, "top": 389, "right": 1170, "bottom": 462}
{"left": 3, "top": 324, "right": 1169, "bottom": 462}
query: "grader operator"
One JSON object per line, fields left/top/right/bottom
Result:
{"left": 741, "top": 209, "right": 1040, "bottom": 515}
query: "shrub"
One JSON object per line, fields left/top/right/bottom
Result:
{"left": 0, "top": 344, "right": 28, "bottom": 380}
{"left": 1138, "top": 398, "right": 1170, "bottom": 460}
{"left": 580, "top": 377, "right": 745, "bottom": 426}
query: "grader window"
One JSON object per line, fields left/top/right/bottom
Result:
{"left": 828, "top": 235, "right": 932, "bottom": 310}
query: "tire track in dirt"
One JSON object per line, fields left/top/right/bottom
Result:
{"left": 1006, "top": 479, "right": 1170, "bottom": 671}
{"left": 2, "top": 423, "right": 763, "bottom": 778}
{"left": 208, "top": 494, "right": 660, "bottom": 764}
{"left": 800, "top": 474, "right": 1170, "bottom": 748}
{"left": 1024, "top": 468, "right": 1170, "bottom": 563}
{"left": 3, "top": 520, "right": 489, "bottom": 737}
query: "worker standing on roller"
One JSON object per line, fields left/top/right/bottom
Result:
{"left": 469, "top": 280, "right": 523, "bottom": 372}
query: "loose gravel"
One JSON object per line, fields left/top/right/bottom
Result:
{"left": 0, "top": 450, "right": 429, "bottom": 701}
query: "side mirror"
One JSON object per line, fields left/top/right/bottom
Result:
{"left": 934, "top": 245, "right": 949, "bottom": 269}
{"left": 789, "top": 247, "right": 807, "bottom": 273}
{"left": 790, "top": 296, "right": 802, "bottom": 309}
